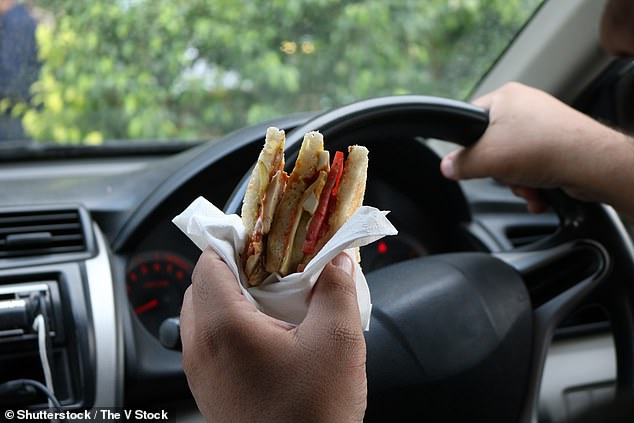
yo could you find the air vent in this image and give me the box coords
[0,209,87,259]
[506,224,557,248]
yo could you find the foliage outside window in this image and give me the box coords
[8,0,542,144]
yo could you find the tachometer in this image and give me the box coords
[127,251,193,338]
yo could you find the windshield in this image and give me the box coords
[1,0,543,146]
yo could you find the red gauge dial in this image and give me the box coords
[127,251,193,338]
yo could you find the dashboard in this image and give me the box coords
[0,100,622,421]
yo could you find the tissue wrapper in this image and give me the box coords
[173,196,397,330]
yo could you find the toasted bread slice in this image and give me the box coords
[328,145,368,231]
[302,145,368,265]
[241,127,285,233]
[266,131,329,275]
[241,127,286,285]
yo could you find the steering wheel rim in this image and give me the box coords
[223,96,634,422]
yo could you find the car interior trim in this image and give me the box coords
[540,332,616,422]
[84,224,121,407]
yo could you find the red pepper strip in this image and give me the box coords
[303,151,344,255]
[315,157,344,241]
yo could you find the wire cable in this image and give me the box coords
[32,314,55,408]
[0,296,62,414]
[0,379,61,409]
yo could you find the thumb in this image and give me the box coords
[440,148,475,180]
[439,90,496,180]
[301,253,362,332]
[440,88,503,180]
[472,91,494,109]
[441,143,495,180]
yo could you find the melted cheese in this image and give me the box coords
[261,170,287,234]
[278,170,327,275]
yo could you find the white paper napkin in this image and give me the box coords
[173,196,397,330]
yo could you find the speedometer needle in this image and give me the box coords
[135,298,159,315]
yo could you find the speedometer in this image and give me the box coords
[127,251,193,338]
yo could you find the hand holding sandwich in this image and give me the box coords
[180,248,367,423]
[180,128,372,421]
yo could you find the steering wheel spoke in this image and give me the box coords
[496,240,610,310]
[496,241,610,423]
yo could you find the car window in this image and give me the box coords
[0,0,543,146]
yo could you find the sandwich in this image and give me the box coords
[241,127,287,285]
[241,127,368,286]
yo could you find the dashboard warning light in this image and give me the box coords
[377,241,388,254]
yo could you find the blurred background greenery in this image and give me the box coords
[13,0,542,144]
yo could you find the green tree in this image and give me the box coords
[21,0,542,144]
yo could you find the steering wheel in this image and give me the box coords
[222,96,634,422]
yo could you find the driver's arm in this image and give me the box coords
[180,248,367,422]
[441,82,634,221]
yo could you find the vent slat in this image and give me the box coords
[0,212,78,226]
[50,234,83,242]
[0,223,81,235]
[0,245,84,258]
[0,234,83,245]
[0,209,87,259]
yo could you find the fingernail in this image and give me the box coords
[441,155,456,179]
[332,253,354,276]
